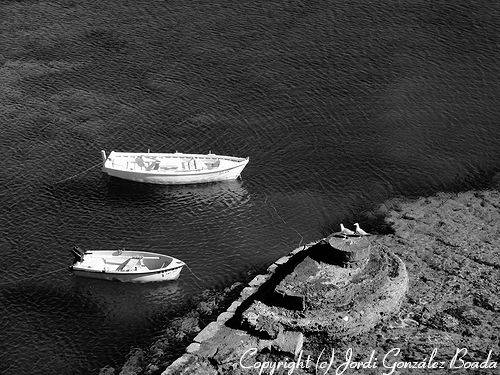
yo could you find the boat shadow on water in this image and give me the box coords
[0,277,183,324]
[48,172,252,212]
[105,177,251,207]
[72,276,183,311]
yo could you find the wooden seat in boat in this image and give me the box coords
[116,258,131,272]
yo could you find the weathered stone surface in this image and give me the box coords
[402,212,418,220]
[248,274,270,287]
[257,339,273,351]
[193,322,220,343]
[241,243,408,338]
[256,320,280,339]
[240,286,257,299]
[276,256,320,293]
[273,256,316,310]
[196,325,247,358]
[272,331,304,358]
[226,301,242,312]
[216,311,234,323]
[242,302,282,339]
[274,256,290,265]
[325,236,371,266]
[289,246,305,255]
[473,291,500,312]
[161,355,217,375]
[161,354,193,375]
[242,311,258,326]
[266,263,278,273]
[186,343,200,354]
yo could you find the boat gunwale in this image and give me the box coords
[108,151,249,163]
[103,158,249,176]
[71,264,184,276]
[72,250,185,275]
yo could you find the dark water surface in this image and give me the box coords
[0,0,498,373]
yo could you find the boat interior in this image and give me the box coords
[112,256,173,271]
[80,253,174,272]
[111,155,222,172]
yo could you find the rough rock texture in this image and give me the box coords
[326,235,372,267]
[241,307,283,339]
[272,331,305,357]
[305,190,500,374]
[161,355,217,375]
[243,246,407,341]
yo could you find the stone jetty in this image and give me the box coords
[102,188,500,375]
[162,234,408,374]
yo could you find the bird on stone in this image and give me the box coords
[354,223,369,236]
[340,223,355,236]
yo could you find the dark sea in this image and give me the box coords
[0,0,498,373]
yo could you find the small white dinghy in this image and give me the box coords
[70,246,185,283]
[101,150,249,185]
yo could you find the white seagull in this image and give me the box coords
[354,223,370,236]
[340,223,355,236]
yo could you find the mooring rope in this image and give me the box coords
[262,192,304,249]
[183,263,205,290]
[54,162,103,184]
[0,266,68,286]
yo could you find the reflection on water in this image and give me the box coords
[72,277,182,319]
[106,177,251,208]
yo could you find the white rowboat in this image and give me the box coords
[101,150,249,185]
[70,247,185,283]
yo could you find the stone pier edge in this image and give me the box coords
[163,240,321,374]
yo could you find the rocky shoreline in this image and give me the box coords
[101,187,499,375]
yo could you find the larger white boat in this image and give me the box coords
[70,247,185,283]
[101,150,249,185]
